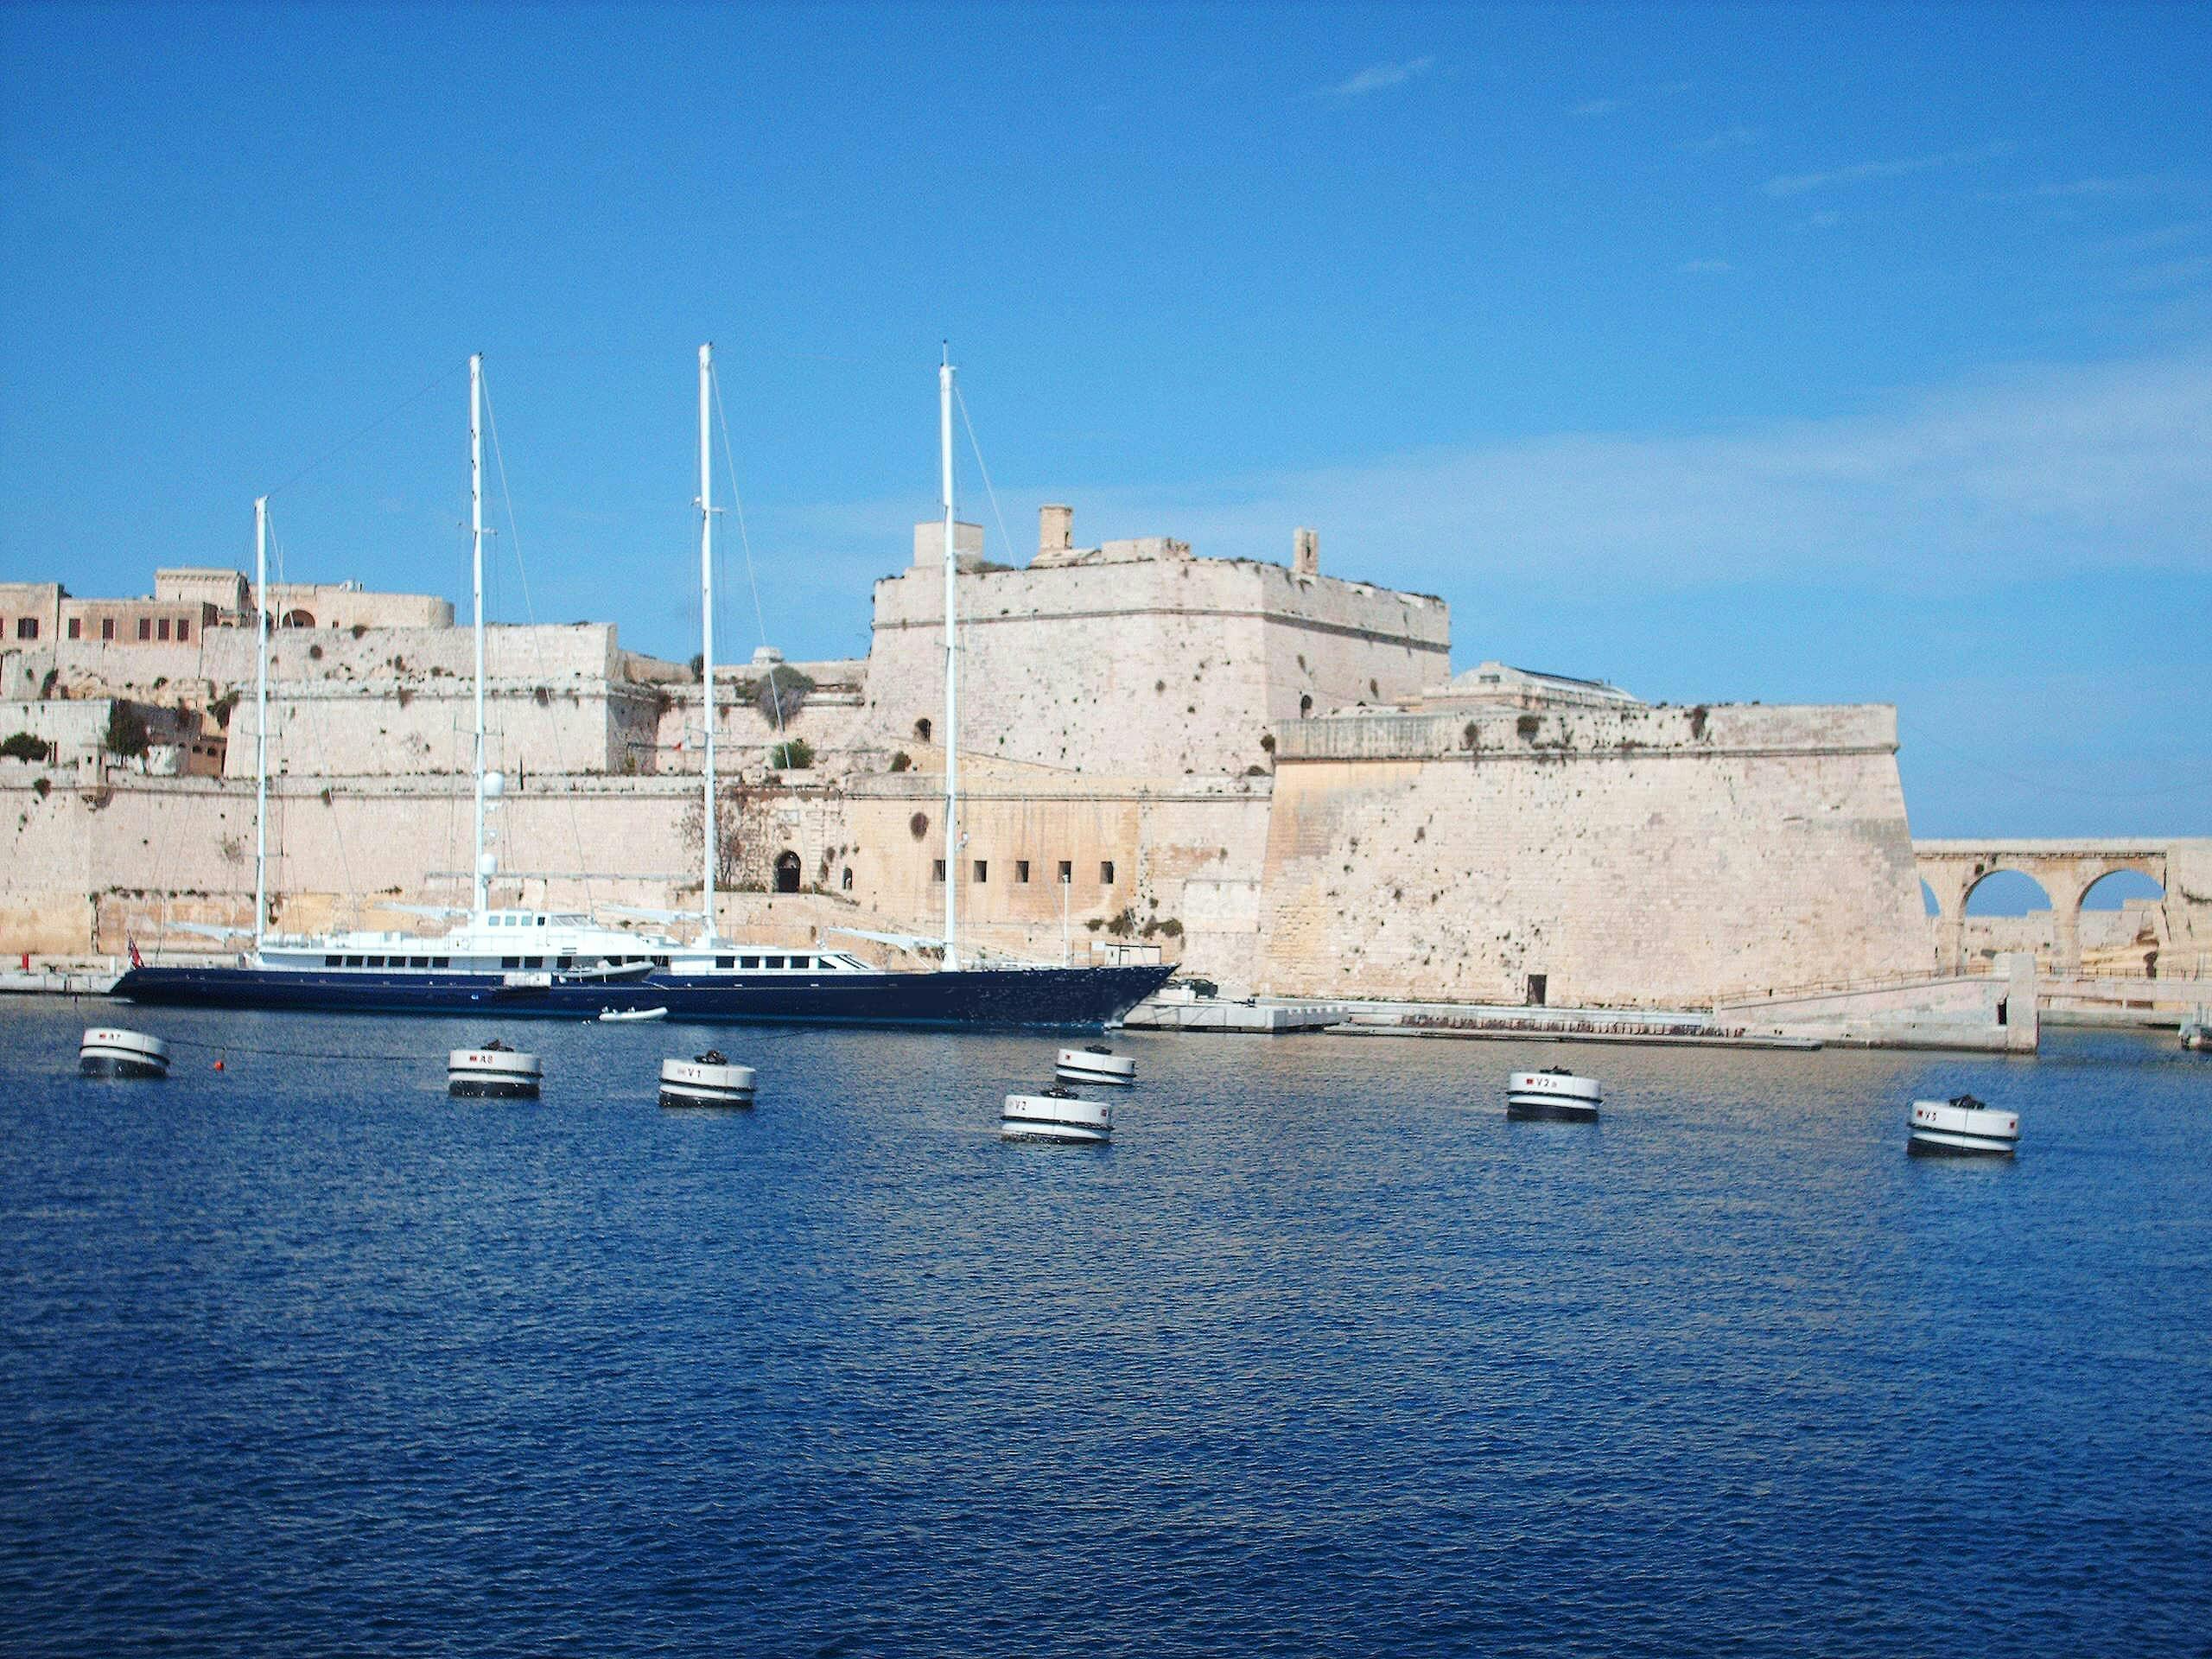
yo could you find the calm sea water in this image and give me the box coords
[1,1001,2207,1656]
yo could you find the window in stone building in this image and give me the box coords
[176,620,190,643]
[914,716,931,742]
[1015,860,1031,884]
[156,619,170,641]
[67,618,81,639]
[841,867,853,891]
[14,618,36,640]
[1526,973,1548,1007]
[101,618,115,640]
[138,618,151,640]
[932,859,946,882]
[1100,860,1116,886]
[973,860,988,884]
[1300,693,1313,716]
[1058,860,1072,883]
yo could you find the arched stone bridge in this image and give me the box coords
[1915,837,2211,978]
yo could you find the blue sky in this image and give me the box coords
[2,2,2207,843]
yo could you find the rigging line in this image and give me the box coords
[710,366,782,728]
[1904,723,2212,801]
[480,372,595,915]
[953,382,1019,589]
[265,359,467,501]
[265,509,358,914]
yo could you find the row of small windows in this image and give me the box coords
[320,952,827,971]
[931,859,1115,885]
[17,616,196,642]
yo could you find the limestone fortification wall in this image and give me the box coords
[0,766,1268,970]
[1255,702,1929,1007]
[865,556,1449,777]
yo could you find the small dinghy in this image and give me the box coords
[79,1027,170,1079]
[1002,1085,1111,1145]
[599,1006,668,1022]
[659,1049,755,1109]
[1506,1067,1602,1121]
[2181,1011,2210,1052]
[1909,1094,2018,1157]
[1056,1043,1135,1087]
[448,1039,543,1099]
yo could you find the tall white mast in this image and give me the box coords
[252,494,269,955]
[698,342,717,944]
[469,353,488,918]
[939,346,960,972]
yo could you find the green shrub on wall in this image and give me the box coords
[103,704,149,759]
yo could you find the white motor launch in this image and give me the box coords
[1002,1088,1112,1145]
[1909,1094,2018,1157]
[1506,1067,1603,1121]
[448,1042,543,1099]
[1056,1045,1136,1087]
[79,1027,170,1079]
[659,1051,756,1109]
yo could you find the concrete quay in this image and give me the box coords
[0,958,122,996]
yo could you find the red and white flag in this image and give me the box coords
[127,938,143,969]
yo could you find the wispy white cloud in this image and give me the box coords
[1572,98,1622,117]
[2098,220,2208,256]
[1326,56,1434,99]
[1687,124,1758,153]
[905,353,2209,598]
[2123,256,2212,292]
[1676,258,1732,275]
[1764,143,2012,197]
[1984,175,2202,202]
[781,353,2212,617]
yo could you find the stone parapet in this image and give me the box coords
[1274,702,1899,763]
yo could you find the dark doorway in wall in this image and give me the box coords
[1526,973,1548,1007]
[774,851,802,893]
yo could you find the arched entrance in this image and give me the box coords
[281,609,315,628]
[2078,869,2167,978]
[1959,868,2054,973]
[773,850,802,893]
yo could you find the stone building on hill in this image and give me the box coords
[6,514,2196,1018]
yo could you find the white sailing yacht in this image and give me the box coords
[115,348,1174,1026]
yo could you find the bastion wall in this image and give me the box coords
[1254,703,1930,1007]
[864,554,1450,778]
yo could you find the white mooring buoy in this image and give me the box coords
[1056,1044,1136,1087]
[1506,1067,1603,1121]
[448,1042,543,1099]
[1908,1095,2018,1157]
[79,1027,170,1079]
[1002,1088,1112,1145]
[658,1051,756,1109]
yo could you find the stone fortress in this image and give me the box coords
[4,509,2206,1038]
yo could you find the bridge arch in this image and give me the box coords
[1915,839,2179,978]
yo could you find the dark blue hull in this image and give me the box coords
[111,963,1177,1031]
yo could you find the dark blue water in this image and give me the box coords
[2,1003,2207,1656]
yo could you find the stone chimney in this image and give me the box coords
[1037,504,1074,564]
[1293,527,1319,576]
